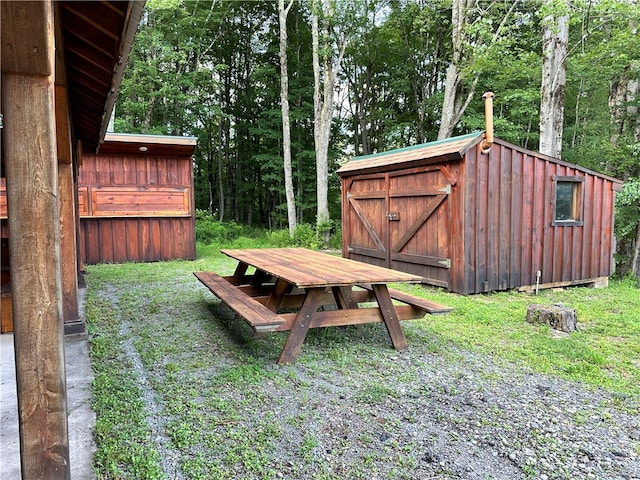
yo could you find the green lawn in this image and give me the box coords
[84,243,640,479]
[396,278,640,398]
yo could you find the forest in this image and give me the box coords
[113,0,640,277]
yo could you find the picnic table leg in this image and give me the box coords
[331,286,359,309]
[265,278,292,312]
[278,288,325,365]
[372,283,408,350]
[233,261,249,276]
[251,268,271,287]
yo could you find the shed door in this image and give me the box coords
[344,173,389,268]
[345,165,454,288]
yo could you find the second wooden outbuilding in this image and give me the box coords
[337,132,623,294]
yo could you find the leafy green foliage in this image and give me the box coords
[195,210,247,244]
[116,0,640,270]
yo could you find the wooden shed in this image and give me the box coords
[337,132,623,294]
[78,133,197,264]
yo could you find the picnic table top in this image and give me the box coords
[221,247,425,289]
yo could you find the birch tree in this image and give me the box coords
[311,0,349,243]
[438,0,521,140]
[539,0,569,158]
[279,0,296,236]
[438,0,474,140]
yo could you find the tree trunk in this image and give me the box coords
[539,6,569,159]
[438,0,517,140]
[311,0,348,244]
[526,304,577,333]
[437,0,470,140]
[279,0,296,237]
[632,221,640,279]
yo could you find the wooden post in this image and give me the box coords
[1,1,71,478]
[56,85,81,333]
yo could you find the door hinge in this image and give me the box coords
[438,259,451,268]
[0,113,3,129]
[438,184,451,194]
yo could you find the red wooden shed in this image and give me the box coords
[337,132,623,294]
[78,133,197,264]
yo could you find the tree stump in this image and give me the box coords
[526,304,577,333]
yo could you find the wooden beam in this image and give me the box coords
[1,1,54,76]
[1,1,71,475]
[55,85,72,164]
[59,161,80,331]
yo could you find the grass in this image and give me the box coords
[396,278,640,398]
[84,240,640,479]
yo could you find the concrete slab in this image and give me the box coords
[0,299,96,479]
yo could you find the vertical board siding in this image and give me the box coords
[81,217,195,264]
[509,150,523,288]
[462,142,619,294]
[448,161,466,294]
[498,145,512,290]
[79,151,195,264]
[474,146,489,291]
[340,136,620,294]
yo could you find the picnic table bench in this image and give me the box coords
[195,248,452,364]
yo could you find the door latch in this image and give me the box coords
[386,211,399,221]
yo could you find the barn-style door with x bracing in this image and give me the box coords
[343,164,455,289]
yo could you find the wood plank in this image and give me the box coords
[77,187,90,216]
[222,248,424,288]
[126,219,141,261]
[332,286,359,309]
[348,196,386,252]
[195,271,284,330]
[99,220,114,263]
[462,148,477,294]
[3,69,71,477]
[82,219,100,264]
[278,288,325,364]
[541,160,553,283]
[88,185,190,217]
[274,305,428,331]
[0,181,7,219]
[391,194,447,254]
[499,145,512,290]
[358,284,453,314]
[510,150,523,288]
[520,155,534,286]
[347,245,386,260]
[265,278,292,312]
[372,284,407,350]
[160,218,173,259]
[475,148,489,292]
[55,85,73,164]
[1,2,54,75]
[150,219,161,261]
[391,251,450,268]
[388,185,451,198]
[486,144,499,290]
[113,219,128,262]
[59,162,80,324]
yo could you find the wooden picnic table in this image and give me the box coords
[195,247,452,364]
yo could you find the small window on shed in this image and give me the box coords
[553,176,584,226]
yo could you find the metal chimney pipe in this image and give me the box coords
[480,91,495,154]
